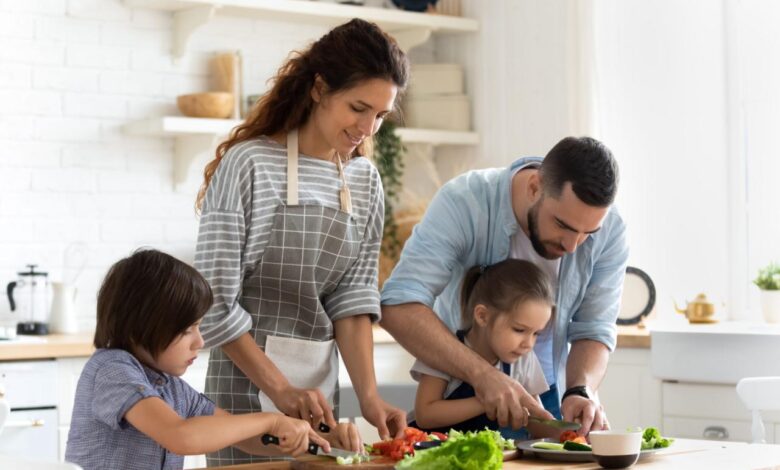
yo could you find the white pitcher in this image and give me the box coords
[50,282,78,334]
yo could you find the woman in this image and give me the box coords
[194,18,410,465]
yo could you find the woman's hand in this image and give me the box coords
[270,384,338,429]
[269,414,331,457]
[322,422,362,453]
[360,395,407,440]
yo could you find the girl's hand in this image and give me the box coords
[270,414,331,457]
[360,395,407,440]
[323,422,362,453]
[271,385,338,430]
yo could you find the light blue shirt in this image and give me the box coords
[65,349,216,470]
[380,157,629,402]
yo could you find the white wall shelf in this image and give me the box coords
[123,0,478,57]
[122,116,478,185]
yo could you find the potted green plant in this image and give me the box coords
[373,121,405,261]
[753,262,780,323]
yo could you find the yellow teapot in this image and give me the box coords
[674,293,718,324]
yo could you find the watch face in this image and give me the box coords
[617,266,655,325]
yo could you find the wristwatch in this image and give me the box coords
[562,385,593,402]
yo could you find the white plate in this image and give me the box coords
[517,438,665,463]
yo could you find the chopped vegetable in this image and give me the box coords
[396,429,503,470]
[335,454,369,465]
[641,427,674,450]
[531,442,565,451]
[367,427,431,461]
[559,430,579,443]
[563,440,592,452]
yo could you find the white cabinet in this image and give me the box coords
[660,381,780,443]
[56,357,89,462]
[598,347,662,432]
[0,360,59,460]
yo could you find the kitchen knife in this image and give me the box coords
[261,434,363,460]
[529,416,581,430]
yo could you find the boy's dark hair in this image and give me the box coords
[540,136,619,207]
[94,249,213,358]
[460,259,554,331]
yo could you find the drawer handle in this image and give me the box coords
[703,425,729,440]
[4,418,45,428]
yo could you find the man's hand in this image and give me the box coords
[561,395,609,435]
[473,366,553,429]
[269,384,338,430]
[360,395,407,440]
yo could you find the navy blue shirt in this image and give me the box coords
[65,349,215,470]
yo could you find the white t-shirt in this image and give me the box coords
[407,342,549,424]
[509,165,561,386]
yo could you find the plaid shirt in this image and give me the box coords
[65,349,215,470]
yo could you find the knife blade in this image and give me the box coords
[309,443,363,460]
[261,434,364,461]
[529,416,581,430]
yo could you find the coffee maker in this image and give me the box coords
[6,265,50,335]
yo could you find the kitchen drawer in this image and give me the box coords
[663,416,761,442]
[663,382,749,421]
[0,408,59,459]
[663,382,780,423]
[0,360,58,408]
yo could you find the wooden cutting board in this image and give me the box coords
[290,449,518,468]
[290,456,396,469]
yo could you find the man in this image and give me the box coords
[380,136,627,435]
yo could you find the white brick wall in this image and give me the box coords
[0,0,330,330]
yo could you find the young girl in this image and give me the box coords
[409,259,554,438]
[194,17,409,466]
[65,249,359,470]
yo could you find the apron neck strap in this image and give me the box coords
[286,130,299,206]
[335,153,352,215]
[286,129,352,214]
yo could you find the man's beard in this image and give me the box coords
[527,202,559,260]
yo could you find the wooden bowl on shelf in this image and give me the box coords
[176,92,234,118]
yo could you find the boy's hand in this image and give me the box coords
[270,414,331,456]
[322,422,362,453]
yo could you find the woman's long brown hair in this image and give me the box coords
[196,18,409,212]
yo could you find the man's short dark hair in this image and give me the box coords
[94,249,213,358]
[539,136,619,207]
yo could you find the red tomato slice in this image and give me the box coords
[431,431,448,441]
[559,430,579,443]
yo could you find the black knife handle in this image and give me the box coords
[263,433,320,456]
[318,422,331,433]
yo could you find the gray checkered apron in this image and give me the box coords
[205,130,360,466]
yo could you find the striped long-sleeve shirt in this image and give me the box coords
[194,136,384,348]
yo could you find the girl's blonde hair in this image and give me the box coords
[459,259,554,331]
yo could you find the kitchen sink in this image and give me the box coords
[650,321,780,383]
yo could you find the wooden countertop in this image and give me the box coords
[0,325,650,361]
[0,332,94,360]
[197,439,780,469]
[616,324,651,348]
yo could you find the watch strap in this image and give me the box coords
[562,385,591,402]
